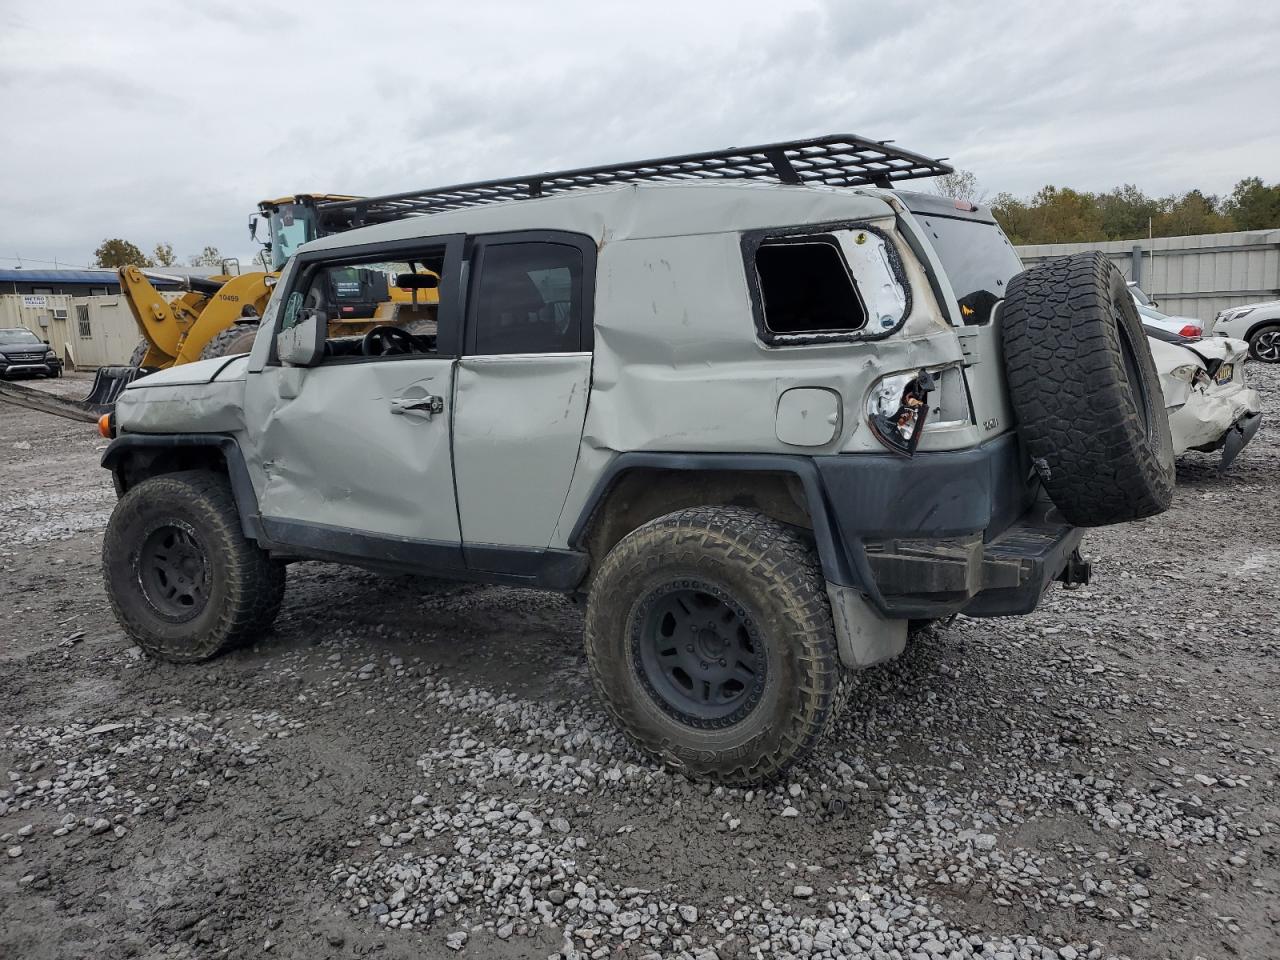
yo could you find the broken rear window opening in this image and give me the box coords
[755,239,867,337]
[920,215,1023,326]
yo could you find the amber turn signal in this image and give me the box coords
[97,413,114,439]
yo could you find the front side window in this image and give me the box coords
[280,244,448,363]
[471,242,584,355]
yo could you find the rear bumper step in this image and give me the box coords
[864,508,1086,618]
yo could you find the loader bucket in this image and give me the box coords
[82,365,145,413]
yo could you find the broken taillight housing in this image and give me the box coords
[1177,323,1202,339]
[868,369,935,457]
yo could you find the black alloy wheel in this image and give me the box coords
[136,521,210,621]
[633,581,767,728]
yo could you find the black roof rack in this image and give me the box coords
[317,134,952,227]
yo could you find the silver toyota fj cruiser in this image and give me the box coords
[100,136,1174,784]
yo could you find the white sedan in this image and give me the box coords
[1128,283,1203,338]
[1147,330,1262,469]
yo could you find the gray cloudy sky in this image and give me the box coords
[1,0,1277,268]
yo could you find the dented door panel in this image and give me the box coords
[247,360,461,543]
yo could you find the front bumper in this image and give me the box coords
[1,360,59,376]
[1219,411,1263,470]
[815,433,1085,619]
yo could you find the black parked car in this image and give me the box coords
[0,327,62,379]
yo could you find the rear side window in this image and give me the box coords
[755,240,866,336]
[744,225,910,345]
[471,242,584,355]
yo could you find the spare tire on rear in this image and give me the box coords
[1001,252,1174,527]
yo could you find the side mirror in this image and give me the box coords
[248,216,260,242]
[275,292,324,366]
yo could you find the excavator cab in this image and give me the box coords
[254,194,358,271]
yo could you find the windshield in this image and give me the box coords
[268,203,319,271]
[0,327,41,345]
[916,215,1024,325]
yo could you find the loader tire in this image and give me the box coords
[103,470,285,663]
[584,505,845,786]
[198,324,260,361]
[1002,252,1174,527]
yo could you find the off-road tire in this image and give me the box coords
[584,505,844,785]
[1002,252,1174,526]
[103,471,285,662]
[1247,323,1280,363]
[198,323,260,361]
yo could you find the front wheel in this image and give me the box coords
[584,506,844,785]
[103,471,285,662]
[1248,324,1280,363]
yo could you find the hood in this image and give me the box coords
[125,355,250,389]
[1226,299,1280,313]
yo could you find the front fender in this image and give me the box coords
[101,433,262,540]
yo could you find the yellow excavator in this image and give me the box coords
[83,193,434,409]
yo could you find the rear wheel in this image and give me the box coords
[584,506,843,785]
[103,471,285,662]
[1248,324,1280,363]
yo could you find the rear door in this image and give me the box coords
[451,232,594,565]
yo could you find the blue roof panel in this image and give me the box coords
[0,269,120,283]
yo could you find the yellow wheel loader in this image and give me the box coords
[82,194,437,410]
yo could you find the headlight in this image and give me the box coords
[1168,363,1209,387]
[1222,307,1254,323]
[45,350,56,359]
[867,369,935,457]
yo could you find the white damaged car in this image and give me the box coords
[1146,329,1262,469]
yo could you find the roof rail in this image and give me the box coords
[317,134,952,226]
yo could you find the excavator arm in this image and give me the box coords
[116,266,207,367]
[115,266,274,365]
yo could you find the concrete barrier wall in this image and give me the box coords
[1016,229,1280,323]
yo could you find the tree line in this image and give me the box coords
[93,239,224,269]
[934,172,1280,245]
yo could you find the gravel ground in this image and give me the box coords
[1,368,1277,960]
